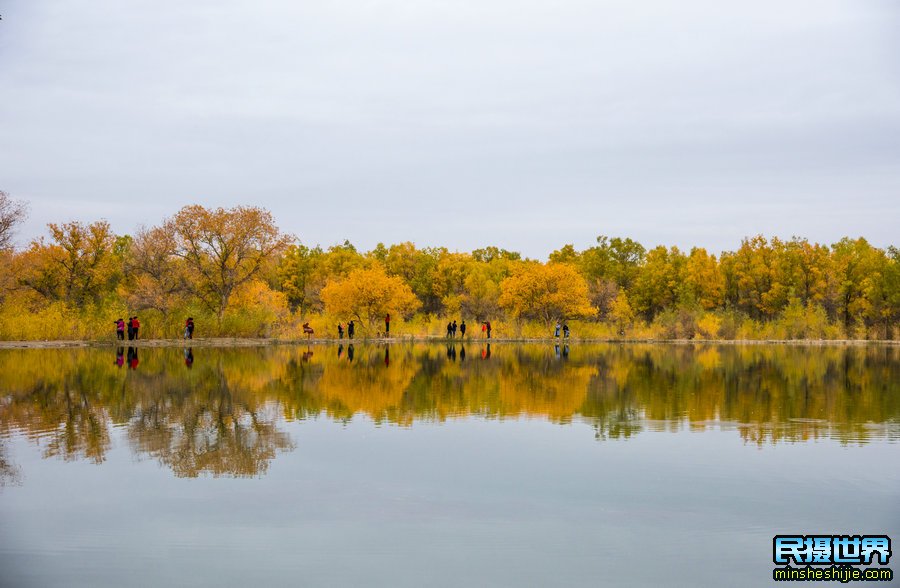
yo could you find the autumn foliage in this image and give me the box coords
[320,266,420,332]
[0,198,897,340]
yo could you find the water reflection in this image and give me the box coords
[0,344,897,478]
[127,346,139,370]
[0,438,21,486]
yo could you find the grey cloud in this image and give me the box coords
[1,0,898,257]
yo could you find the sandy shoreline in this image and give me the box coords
[0,337,897,349]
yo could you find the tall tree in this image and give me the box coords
[125,224,187,316]
[683,247,724,310]
[830,237,882,329]
[721,235,775,319]
[170,205,291,323]
[782,238,830,308]
[18,220,119,305]
[278,243,324,315]
[631,246,687,319]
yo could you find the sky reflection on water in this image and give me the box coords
[0,343,898,587]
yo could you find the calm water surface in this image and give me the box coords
[0,343,898,587]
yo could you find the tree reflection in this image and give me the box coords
[0,438,22,486]
[0,343,897,478]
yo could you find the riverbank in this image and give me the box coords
[0,337,898,349]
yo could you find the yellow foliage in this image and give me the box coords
[609,288,634,334]
[499,263,595,326]
[321,265,421,333]
[696,313,722,340]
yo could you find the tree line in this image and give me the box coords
[0,193,897,340]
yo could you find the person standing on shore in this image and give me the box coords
[385,313,390,336]
[555,321,561,338]
[184,317,194,340]
[484,321,492,339]
[337,323,344,339]
[115,318,125,341]
[348,320,355,339]
[460,320,466,338]
[127,317,135,341]
[132,316,140,340]
[563,323,569,339]
[452,320,458,338]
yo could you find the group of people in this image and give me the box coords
[115,316,197,340]
[115,316,141,340]
[445,320,466,338]
[448,320,493,338]
[337,320,356,339]
[116,314,571,342]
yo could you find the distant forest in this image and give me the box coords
[0,192,897,340]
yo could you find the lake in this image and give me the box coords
[0,343,898,587]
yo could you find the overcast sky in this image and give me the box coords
[1,0,898,258]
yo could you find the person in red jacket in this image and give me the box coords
[131,316,140,340]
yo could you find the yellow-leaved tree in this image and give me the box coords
[19,220,120,305]
[499,263,595,328]
[169,205,292,325]
[320,266,420,333]
[609,288,635,335]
